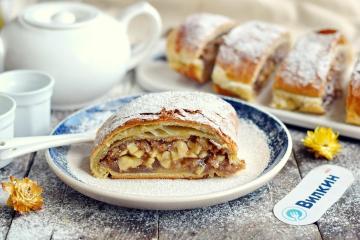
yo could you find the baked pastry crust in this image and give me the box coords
[166,13,234,83]
[346,57,360,125]
[90,92,245,179]
[212,21,290,101]
[272,29,352,114]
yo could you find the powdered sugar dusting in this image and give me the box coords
[279,30,341,88]
[350,57,360,97]
[95,92,240,147]
[67,119,270,197]
[179,13,232,52]
[218,21,288,64]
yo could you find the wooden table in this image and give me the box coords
[0,72,359,240]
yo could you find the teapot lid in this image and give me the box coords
[19,2,99,29]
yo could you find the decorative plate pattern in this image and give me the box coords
[46,95,292,210]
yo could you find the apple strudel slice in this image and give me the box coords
[272,29,352,114]
[346,57,360,125]
[212,21,291,101]
[90,92,245,179]
[166,13,234,83]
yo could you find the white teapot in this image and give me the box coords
[0,1,161,109]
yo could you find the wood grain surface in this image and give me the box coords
[0,73,358,240]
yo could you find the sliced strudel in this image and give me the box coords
[272,29,351,114]
[90,92,245,179]
[166,13,234,83]
[346,57,360,125]
[212,21,291,101]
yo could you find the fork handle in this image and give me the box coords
[0,132,96,160]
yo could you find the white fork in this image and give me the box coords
[0,131,96,160]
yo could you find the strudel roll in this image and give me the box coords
[346,57,360,125]
[272,29,351,114]
[166,13,234,83]
[90,92,245,179]
[212,21,291,101]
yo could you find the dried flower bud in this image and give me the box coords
[2,176,44,214]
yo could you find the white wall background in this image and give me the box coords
[2,0,360,47]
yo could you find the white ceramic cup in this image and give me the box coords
[0,70,54,137]
[0,94,16,167]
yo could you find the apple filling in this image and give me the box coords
[322,49,346,108]
[254,42,289,92]
[200,35,226,82]
[99,135,243,178]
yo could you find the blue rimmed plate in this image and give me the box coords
[45,95,292,210]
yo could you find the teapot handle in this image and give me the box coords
[118,2,162,70]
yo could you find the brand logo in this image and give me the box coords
[282,207,307,222]
[295,174,339,209]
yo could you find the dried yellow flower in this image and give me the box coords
[302,127,341,160]
[2,176,44,214]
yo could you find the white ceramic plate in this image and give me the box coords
[45,95,292,210]
[137,40,360,140]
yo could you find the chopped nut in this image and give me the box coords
[215,155,225,162]
[187,153,198,158]
[170,151,180,161]
[118,150,128,157]
[127,143,138,154]
[175,141,188,157]
[158,151,171,168]
[144,157,156,168]
[195,165,205,175]
[118,156,142,171]
[156,152,163,161]
[191,144,202,155]
[101,136,241,176]
[199,151,208,158]
[210,155,225,169]
[137,140,151,152]
[132,150,144,158]
[150,150,158,158]
[162,151,171,161]
[198,138,207,146]
[187,141,196,149]
[160,159,171,169]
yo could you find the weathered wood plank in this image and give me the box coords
[5,152,158,240]
[158,150,322,240]
[6,155,158,240]
[291,128,360,240]
[228,151,322,240]
[159,203,235,240]
[5,71,360,239]
[6,73,159,239]
[0,154,35,240]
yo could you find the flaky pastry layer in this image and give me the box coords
[91,121,243,179]
[346,58,360,125]
[90,92,245,179]
[166,13,234,83]
[271,89,325,114]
